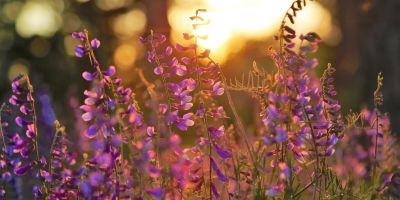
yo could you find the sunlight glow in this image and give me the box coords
[112,8,147,39]
[168,0,338,63]
[8,60,29,81]
[114,43,138,71]
[16,1,62,38]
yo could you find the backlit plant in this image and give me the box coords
[0,0,399,199]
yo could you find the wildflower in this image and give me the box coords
[175,113,194,131]
[265,184,284,196]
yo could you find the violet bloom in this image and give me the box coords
[175,113,194,131]
[210,157,228,182]
[213,143,231,159]
[265,184,284,197]
[208,125,224,138]
[211,81,224,96]
[147,187,163,199]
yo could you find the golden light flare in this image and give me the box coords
[113,43,138,71]
[95,0,132,11]
[112,8,147,39]
[15,1,62,38]
[168,0,340,63]
[2,1,23,23]
[8,60,29,81]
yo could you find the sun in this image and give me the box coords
[168,0,338,63]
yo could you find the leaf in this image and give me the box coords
[296,0,302,10]
[283,35,292,43]
[196,9,207,15]
[287,14,294,24]
[284,26,295,35]
[183,33,194,40]
[197,35,208,40]
[210,157,228,182]
[285,47,296,55]
[198,49,210,58]
[285,33,296,39]
[175,44,195,51]
[192,20,210,30]
[214,143,232,159]
[189,15,204,21]
[211,182,220,199]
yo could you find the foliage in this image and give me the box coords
[0,1,399,199]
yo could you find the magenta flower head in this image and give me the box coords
[265,184,284,197]
[211,81,224,96]
[146,187,163,199]
[72,31,86,40]
[90,38,101,49]
[213,143,231,159]
[74,45,85,58]
[175,113,194,131]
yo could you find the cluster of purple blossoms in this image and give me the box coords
[139,9,234,198]
[140,32,195,132]
[8,75,37,163]
[258,19,344,195]
[1,1,399,199]
[334,109,392,180]
[2,75,47,198]
[72,30,159,199]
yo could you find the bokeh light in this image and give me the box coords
[16,1,62,38]
[169,0,340,63]
[112,8,147,39]
[0,30,14,51]
[95,0,132,11]
[2,1,23,23]
[62,13,82,33]
[113,43,138,71]
[8,60,29,81]
[29,37,51,58]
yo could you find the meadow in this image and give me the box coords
[0,0,399,199]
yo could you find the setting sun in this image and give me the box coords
[168,0,338,63]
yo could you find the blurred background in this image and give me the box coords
[0,0,399,133]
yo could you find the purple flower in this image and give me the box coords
[147,126,156,137]
[213,143,231,159]
[154,65,163,75]
[275,127,288,143]
[196,103,205,118]
[158,104,168,114]
[208,125,225,138]
[84,125,98,138]
[71,31,86,40]
[198,137,209,146]
[88,171,104,186]
[147,187,163,199]
[1,172,12,182]
[265,184,283,197]
[175,113,194,131]
[146,165,161,178]
[211,182,220,199]
[90,38,101,49]
[74,45,85,58]
[165,46,173,56]
[210,157,228,182]
[103,65,116,76]
[173,63,187,76]
[278,162,290,180]
[96,153,112,169]
[165,110,178,125]
[33,185,42,198]
[211,81,224,96]
[80,181,92,198]
[14,161,34,175]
